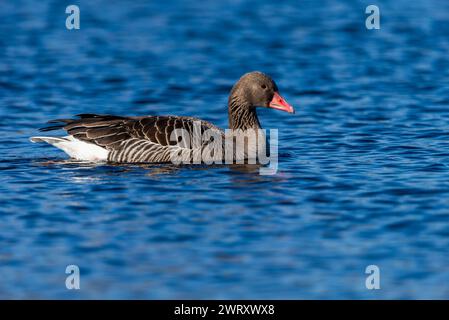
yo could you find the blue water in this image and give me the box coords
[1,0,449,299]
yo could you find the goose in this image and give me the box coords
[30,71,294,164]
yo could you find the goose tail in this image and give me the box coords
[30,136,109,161]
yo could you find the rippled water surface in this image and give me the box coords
[1,0,449,299]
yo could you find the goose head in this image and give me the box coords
[229,71,294,114]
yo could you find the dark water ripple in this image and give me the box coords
[1,0,449,298]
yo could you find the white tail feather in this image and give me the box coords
[30,136,109,161]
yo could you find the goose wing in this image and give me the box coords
[41,114,224,163]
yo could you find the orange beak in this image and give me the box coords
[269,92,295,114]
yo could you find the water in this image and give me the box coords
[1,0,449,299]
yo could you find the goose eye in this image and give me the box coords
[261,84,267,90]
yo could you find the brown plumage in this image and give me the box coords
[31,71,294,163]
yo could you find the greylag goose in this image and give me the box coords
[30,71,294,163]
